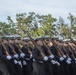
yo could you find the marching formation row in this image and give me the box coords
[0,35,76,75]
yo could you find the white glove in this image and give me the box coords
[67,58,72,61]
[30,54,32,59]
[59,57,64,61]
[75,58,76,61]
[18,61,21,65]
[14,54,18,58]
[23,61,27,65]
[20,53,25,58]
[14,60,18,64]
[43,56,48,61]
[66,60,71,64]
[63,55,66,58]
[51,60,56,65]
[49,54,54,59]
[55,61,60,66]
[6,55,12,60]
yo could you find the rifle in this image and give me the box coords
[57,44,65,57]
[14,42,22,54]
[68,43,76,55]
[8,42,17,55]
[61,44,70,58]
[28,41,34,50]
[34,30,53,57]
[27,33,45,58]
[67,43,75,59]
[42,41,53,55]
[20,41,32,54]
[0,40,10,56]
[51,40,62,58]
[71,39,76,45]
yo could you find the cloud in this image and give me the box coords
[0,0,76,22]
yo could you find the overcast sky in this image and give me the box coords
[0,0,76,23]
